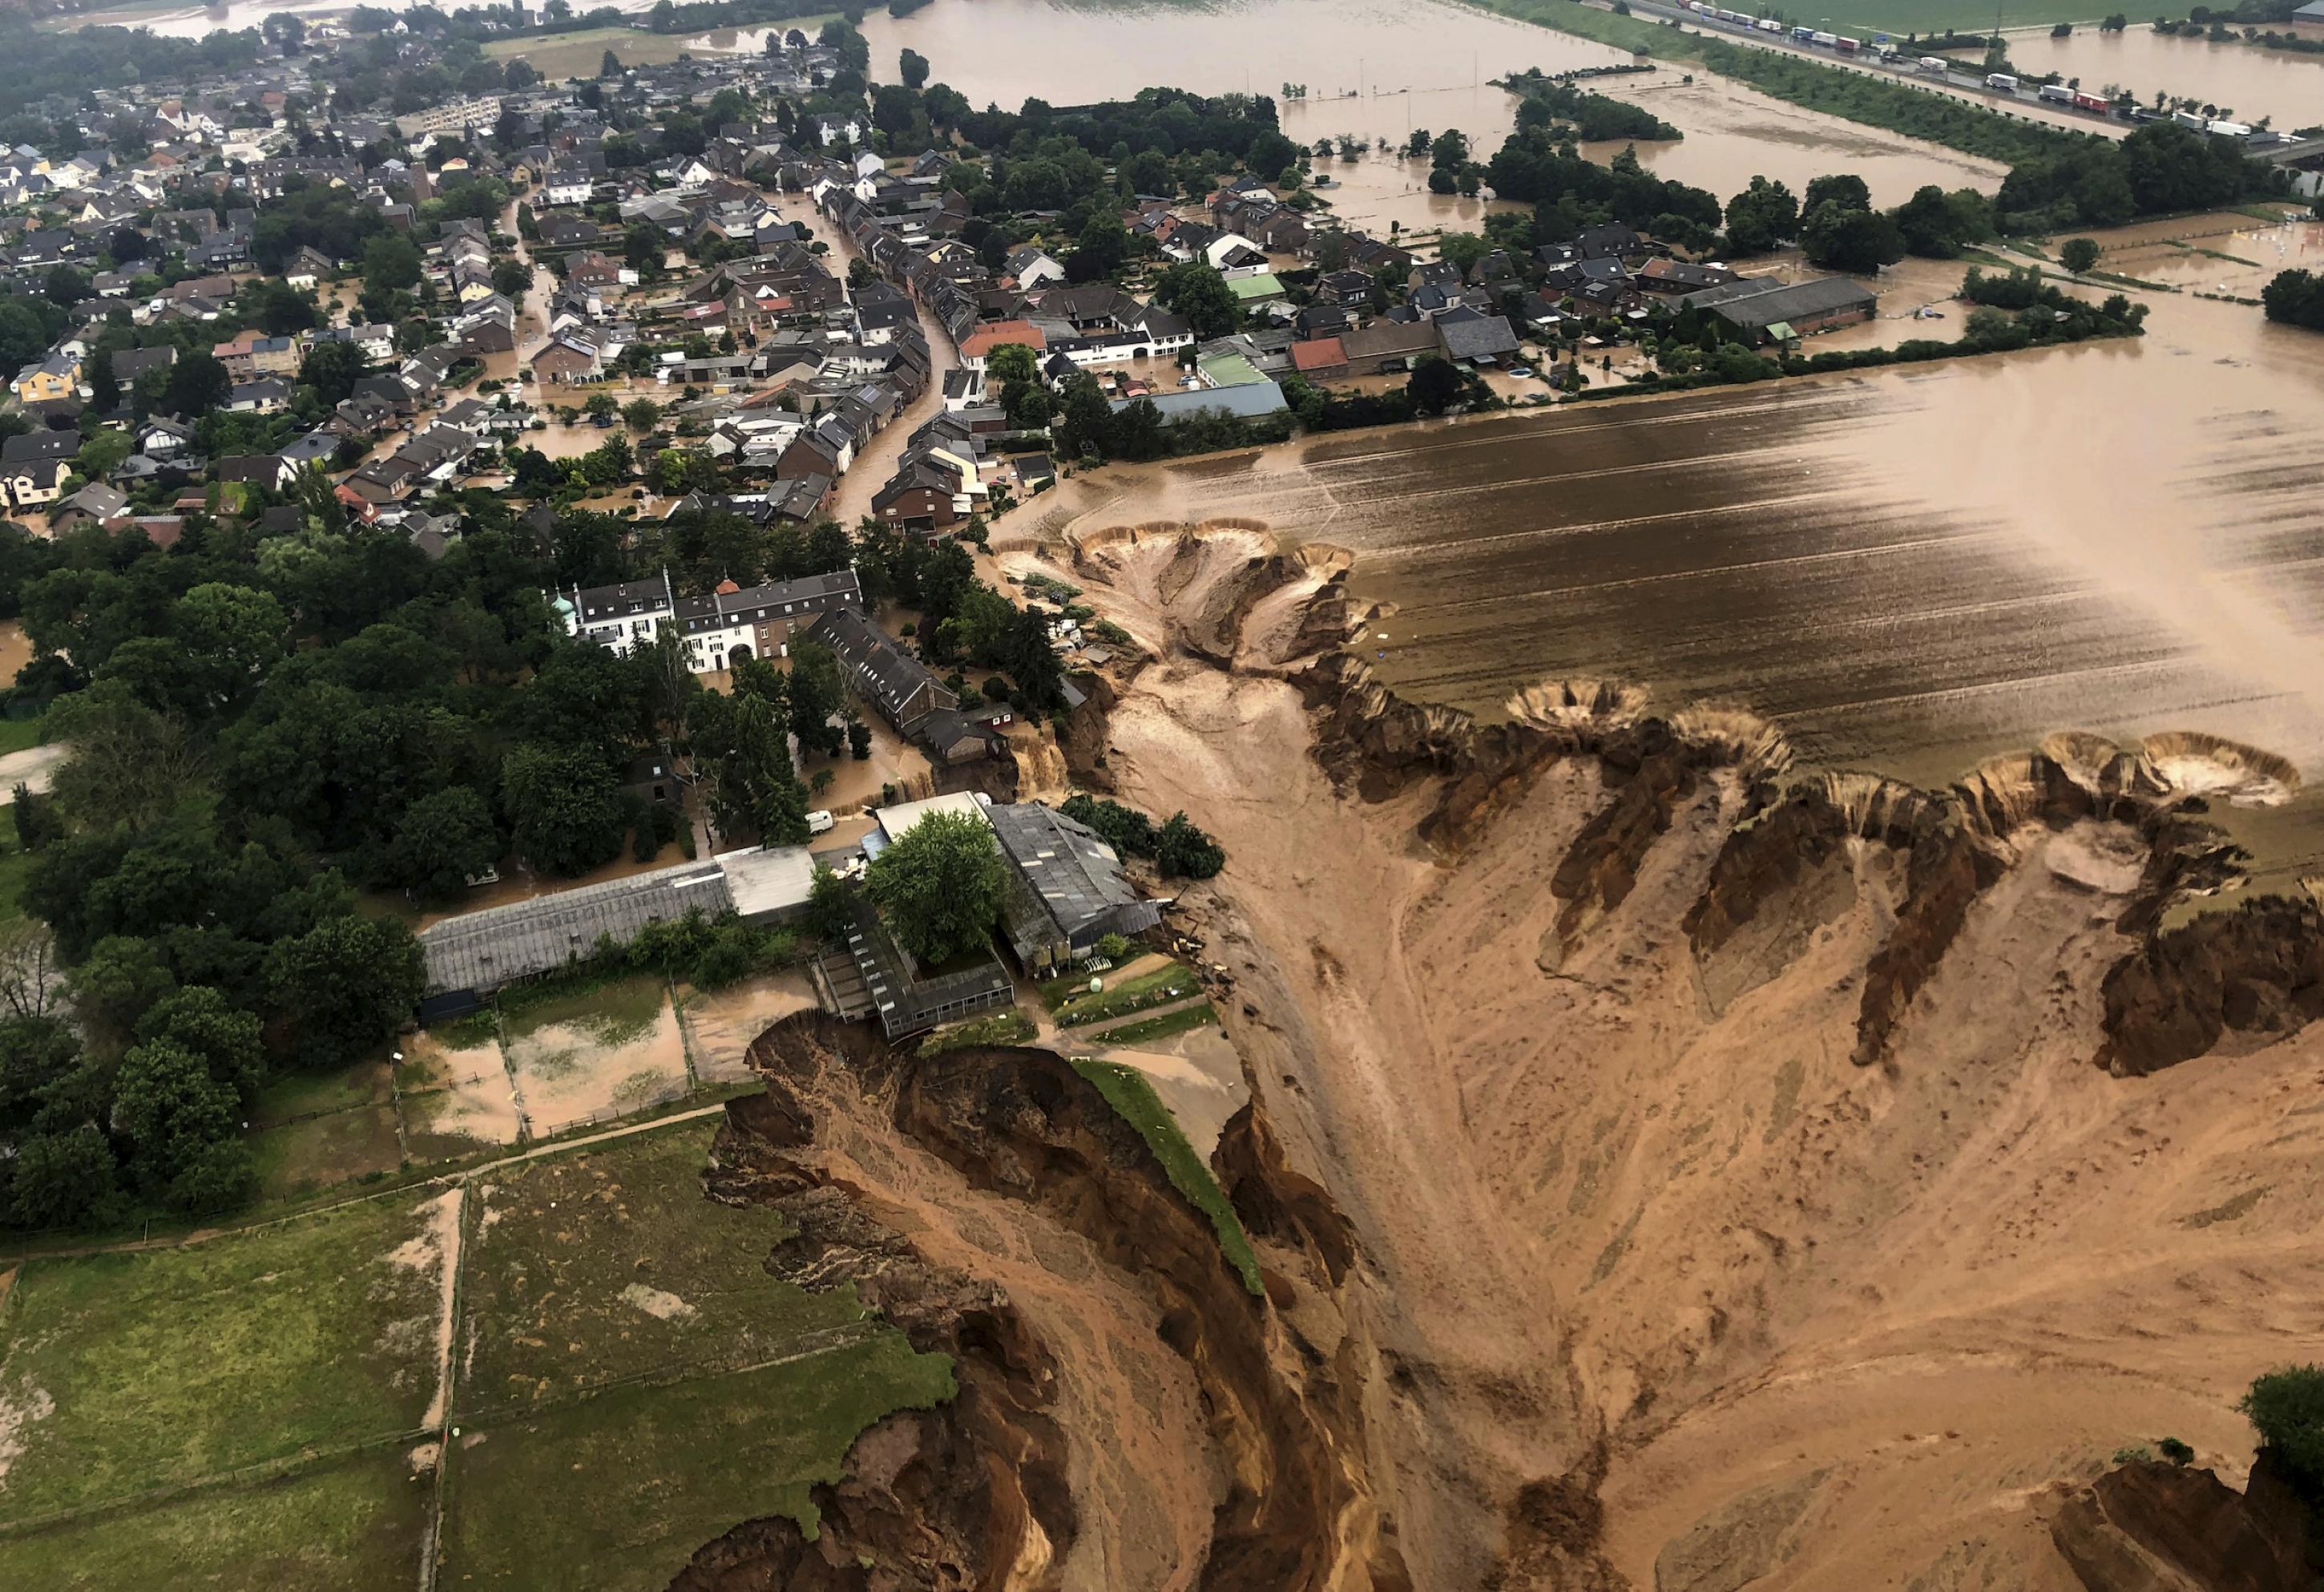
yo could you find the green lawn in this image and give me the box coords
[1070,1060,1263,1297]
[0,716,42,758]
[0,1452,427,1592]
[498,971,665,1048]
[482,26,699,80]
[0,1191,449,1523]
[457,1122,882,1412]
[1050,961,1203,1028]
[918,1008,1038,1057]
[1090,1003,1219,1047]
[439,1343,954,1592]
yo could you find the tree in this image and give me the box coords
[601,48,623,77]
[1723,176,1799,254]
[74,428,131,484]
[393,786,502,900]
[1406,355,1463,415]
[583,392,619,422]
[985,342,1039,386]
[1154,261,1239,339]
[9,1123,115,1229]
[1053,373,1112,460]
[623,398,662,431]
[848,720,873,759]
[300,339,373,406]
[805,864,853,940]
[138,985,262,1102]
[786,640,846,757]
[1156,811,1225,879]
[1066,214,1129,285]
[111,1038,244,1205]
[1802,173,1871,216]
[1800,204,1905,274]
[264,915,424,1072]
[362,231,422,294]
[863,809,1006,965]
[898,46,930,89]
[161,351,232,418]
[2262,269,2324,332]
[2241,1366,2324,1493]
[502,742,626,875]
[2060,236,2101,275]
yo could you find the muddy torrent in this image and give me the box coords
[1025,519,2324,1591]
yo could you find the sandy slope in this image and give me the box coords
[1042,523,2324,1590]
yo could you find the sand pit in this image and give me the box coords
[396,1026,521,1159]
[676,971,819,1083]
[502,977,691,1136]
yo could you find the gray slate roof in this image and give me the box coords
[1682,275,1875,331]
[989,802,1164,960]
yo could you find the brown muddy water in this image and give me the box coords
[1023,257,2324,901]
[1983,25,2324,131]
[863,0,2009,206]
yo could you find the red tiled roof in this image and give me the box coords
[959,321,1047,359]
[1290,337,1347,372]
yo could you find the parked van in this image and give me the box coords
[806,809,835,834]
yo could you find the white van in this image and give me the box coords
[805,810,834,834]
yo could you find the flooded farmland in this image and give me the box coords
[1017,237,2324,898]
[1984,24,2324,131]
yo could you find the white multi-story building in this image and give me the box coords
[558,566,864,673]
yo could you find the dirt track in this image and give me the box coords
[1031,519,2324,1589]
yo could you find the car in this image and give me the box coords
[1509,365,1535,378]
[805,809,835,834]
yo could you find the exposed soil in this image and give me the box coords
[670,1016,1382,1591]
[995,519,2324,1590]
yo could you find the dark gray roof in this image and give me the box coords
[809,606,948,725]
[989,802,1164,960]
[1683,275,1876,331]
[418,859,735,996]
[1435,311,1520,362]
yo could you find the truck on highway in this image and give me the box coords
[2207,119,2252,137]
[1919,55,1949,72]
[2171,107,2208,127]
[1834,34,1860,51]
[1810,29,1837,44]
[1791,24,1815,39]
[2037,82,2073,103]
[1985,71,2019,91]
[2071,89,2112,111]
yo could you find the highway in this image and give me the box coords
[1607,0,2135,142]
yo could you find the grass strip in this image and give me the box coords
[1090,1004,1220,1047]
[918,1008,1038,1057]
[1069,1058,1263,1297]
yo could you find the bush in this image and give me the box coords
[1095,931,1131,962]
[2241,1366,2324,1493]
[1156,811,1225,879]
[2157,1436,2195,1465]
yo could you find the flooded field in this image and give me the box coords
[1015,221,2324,899]
[1986,24,2324,131]
[502,975,692,1135]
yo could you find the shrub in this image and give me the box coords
[2157,1436,2195,1465]
[2241,1365,2324,1492]
[1095,931,1131,962]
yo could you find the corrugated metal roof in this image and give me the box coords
[418,861,734,996]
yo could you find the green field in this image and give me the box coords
[0,1190,447,1524]
[1070,1059,1263,1297]
[440,1344,952,1592]
[482,26,700,81]
[1090,1002,1220,1046]
[918,1008,1039,1057]
[458,1124,878,1408]
[0,1121,954,1590]
[1048,960,1203,1028]
[0,717,42,758]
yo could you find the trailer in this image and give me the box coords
[2207,119,2252,137]
[1834,35,1859,51]
[2037,83,2073,103]
[2071,90,2112,111]
[1919,55,1950,73]
[1985,72,2019,91]
[1757,16,1783,30]
[1810,29,1837,44]
[1791,24,1815,39]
